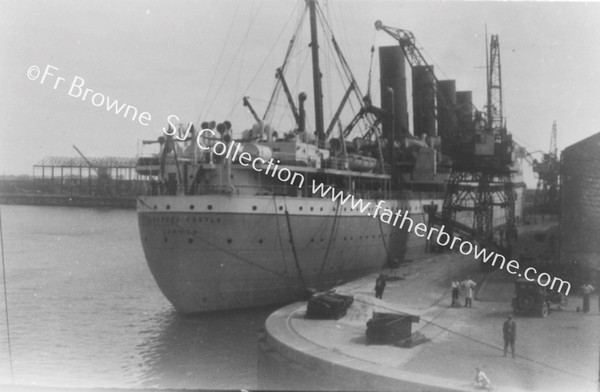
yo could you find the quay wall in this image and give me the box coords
[0,193,135,209]
[258,304,459,392]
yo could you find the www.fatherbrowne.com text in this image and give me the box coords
[185,129,572,295]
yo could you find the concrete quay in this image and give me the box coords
[259,222,599,391]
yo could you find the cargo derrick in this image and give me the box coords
[375,22,517,256]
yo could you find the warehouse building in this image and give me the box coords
[560,132,600,277]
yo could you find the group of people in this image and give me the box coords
[368,268,599,391]
[451,276,477,308]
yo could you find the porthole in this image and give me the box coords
[320,207,323,211]
[279,206,283,211]
[227,238,232,244]
[299,206,303,211]
[188,238,193,244]
[252,206,257,211]
[310,207,314,211]
[153,205,157,210]
[189,205,195,210]
[258,239,263,244]
[207,205,213,210]
[166,205,171,210]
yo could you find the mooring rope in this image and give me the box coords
[283,198,306,288]
[0,206,14,382]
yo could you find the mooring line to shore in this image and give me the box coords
[0,206,14,382]
[350,294,595,383]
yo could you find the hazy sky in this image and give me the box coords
[1,0,599,177]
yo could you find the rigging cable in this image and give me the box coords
[272,196,289,274]
[0,206,14,382]
[283,198,306,288]
[262,2,308,123]
[316,6,378,139]
[317,198,341,282]
[203,0,265,118]
[197,0,242,124]
[376,203,391,261]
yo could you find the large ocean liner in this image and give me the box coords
[136,1,524,313]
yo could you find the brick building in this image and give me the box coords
[560,132,600,274]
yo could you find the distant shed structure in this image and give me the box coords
[560,132,600,274]
[33,156,143,196]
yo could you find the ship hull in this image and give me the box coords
[137,194,437,313]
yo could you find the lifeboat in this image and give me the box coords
[347,154,377,172]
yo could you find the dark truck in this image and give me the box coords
[512,278,567,317]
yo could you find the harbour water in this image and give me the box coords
[0,205,273,389]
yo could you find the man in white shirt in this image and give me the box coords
[462,276,477,308]
[474,367,492,390]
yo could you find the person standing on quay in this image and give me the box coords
[451,277,460,307]
[581,282,595,313]
[375,274,386,299]
[462,276,477,308]
[503,314,516,358]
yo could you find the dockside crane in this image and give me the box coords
[73,145,111,196]
[376,21,517,255]
[532,121,560,215]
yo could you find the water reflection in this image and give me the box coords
[135,306,276,390]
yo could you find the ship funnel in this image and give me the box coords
[412,65,436,138]
[456,91,474,130]
[437,80,457,154]
[379,45,408,141]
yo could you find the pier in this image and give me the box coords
[259,219,599,391]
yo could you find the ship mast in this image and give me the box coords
[307,0,325,144]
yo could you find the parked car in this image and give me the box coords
[512,278,567,317]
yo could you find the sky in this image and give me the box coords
[1,0,599,183]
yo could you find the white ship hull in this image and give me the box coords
[137,194,441,313]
